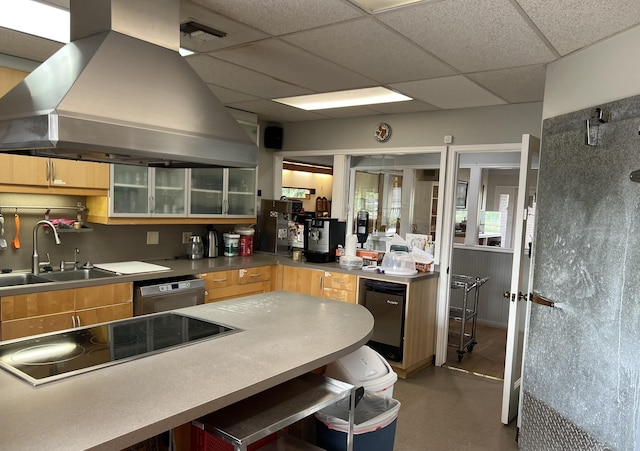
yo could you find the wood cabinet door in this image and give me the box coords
[74,283,133,310]
[75,303,132,327]
[1,289,75,321]
[1,312,74,341]
[0,154,49,187]
[51,160,110,189]
[281,267,323,297]
[322,272,357,291]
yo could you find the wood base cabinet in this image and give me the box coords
[199,266,273,303]
[0,282,133,341]
[276,266,357,303]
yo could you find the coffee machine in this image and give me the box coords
[303,218,346,263]
[258,199,303,254]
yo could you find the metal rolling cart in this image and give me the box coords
[448,274,489,362]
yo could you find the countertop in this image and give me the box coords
[0,253,438,296]
[0,291,374,450]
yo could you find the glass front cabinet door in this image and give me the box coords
[188,167,256,217]
[226,168,256,216]
[110,165,150,216]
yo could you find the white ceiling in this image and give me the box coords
[1,0,639,124]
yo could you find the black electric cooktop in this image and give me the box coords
[0,312,238,386]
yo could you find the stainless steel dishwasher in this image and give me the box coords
[133,276,205,316]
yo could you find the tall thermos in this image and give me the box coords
[204,226,220,258]
[356,211,369,247]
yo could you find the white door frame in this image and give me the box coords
[434,142,525,367]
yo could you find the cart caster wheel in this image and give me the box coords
[457,352,464,362]
[467,343,476,353]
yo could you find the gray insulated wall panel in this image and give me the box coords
[521,95,640,450]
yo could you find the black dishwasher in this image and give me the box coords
[363,279,406,362]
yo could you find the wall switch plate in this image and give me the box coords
[182,232,192,244]
[147,231,159,245]
[444,135,453,144]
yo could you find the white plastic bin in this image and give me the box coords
[324,345,398,397]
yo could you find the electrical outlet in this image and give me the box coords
[146,231,159,245]
[444,135,453,144]
[182,232,192,244]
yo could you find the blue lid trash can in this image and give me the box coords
[315,392,401,451]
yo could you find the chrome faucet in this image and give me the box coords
[32,220,61,275]
[60,248,80,271]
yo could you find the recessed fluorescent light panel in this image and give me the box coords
[350,0,427,13]
[274,87,412,111]
[0,0,194,56]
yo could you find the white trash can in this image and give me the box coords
[324,345,398,397]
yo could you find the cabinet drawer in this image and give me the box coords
[2,312,74,341]
[322,272,356,291]
[238,266,271,285]
[76,303,132,327]
[75,282,132,310]
[1,290,75,321]
[199,270,238,289]
[323,288,357,304]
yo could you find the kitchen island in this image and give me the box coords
[0,291,374,450]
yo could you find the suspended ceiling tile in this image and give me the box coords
[0,28,62,63]
[310,105,383,119]
[377,0,557,73]
[207,84,259,104]
[390,75,507,109]
[282,17,455,84]
[210,39,377,92]
[467,65,547,103]
[517,0,640,55]
[190,0,364,35]
[228,99,328,123]
[367,99,440,114]
[187,54,312,98]
[180,2,268,53]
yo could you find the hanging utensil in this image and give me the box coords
[12,213,20,249]
[0,214,6,250]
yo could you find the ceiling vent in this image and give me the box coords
[180,21,227,40]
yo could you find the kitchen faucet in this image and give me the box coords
[60,248,80,271]
[32,220,61,275]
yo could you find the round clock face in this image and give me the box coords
[374,123,392,142]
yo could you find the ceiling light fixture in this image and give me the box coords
[274,87,412,111]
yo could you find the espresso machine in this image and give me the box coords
[303,218,346,263]
[258,199,302,254]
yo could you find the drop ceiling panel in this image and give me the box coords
[377,0,557,73]
[187,54,312,98]
[207,85,259,104]
[467,65,546,103]
[391,75,507,109]
[0,28,62,63]
[180,1,269,53]
[283,17,456,84]
[190,0,364,35]
[367,99,440,114]
[228,99,327,122]
[516,0,640,55]
[211,39,377,92]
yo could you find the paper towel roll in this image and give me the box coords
[345,234,357,256]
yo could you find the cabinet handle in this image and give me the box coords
[51,161,56,182]
[320,276,323,290]
[334,279,347,284]
[72,315,76,328]
[46,160,51,182]
[250,273,261,278]
[76,315,81,327]
[150,196,155,213]
[213,277,228,282]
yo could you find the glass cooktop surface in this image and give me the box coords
[0,312,237,386]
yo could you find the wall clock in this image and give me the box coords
[374,123,392,143]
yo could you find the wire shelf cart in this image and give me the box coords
[448,274,490,362]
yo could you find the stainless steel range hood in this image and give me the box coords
[0,0,257,168]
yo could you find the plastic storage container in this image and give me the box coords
[315,392,401,451]
[236,228,255,257]
[324,345,398,397]
[223,233,240,257]
[380,250,417,276]
[339,255,364,270]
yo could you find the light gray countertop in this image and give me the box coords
[0,253,437,296]
[0,291,374,450]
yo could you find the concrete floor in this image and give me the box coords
[392,366,519,450]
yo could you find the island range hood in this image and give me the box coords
[0,0,258,168]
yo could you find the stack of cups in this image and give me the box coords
[345,234,358,256]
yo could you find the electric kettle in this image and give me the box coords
[204,226,220,258]
[187,235,204,260]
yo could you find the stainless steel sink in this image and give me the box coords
[0,273,51,287]
[41,268,118,282]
